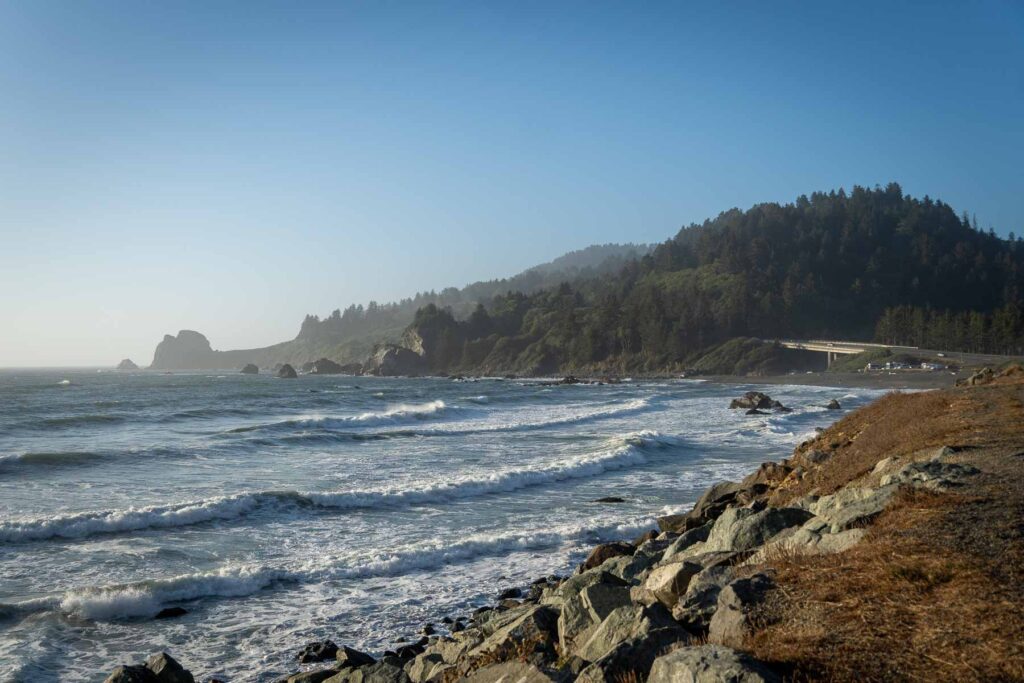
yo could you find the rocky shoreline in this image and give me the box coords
[104,366,1024,683]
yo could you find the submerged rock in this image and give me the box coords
[297,640,339,663]
[154,606,188,620]
[729,391,774,410]
[826,398,842,410]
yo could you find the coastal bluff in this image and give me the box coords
[104,366,1024,682]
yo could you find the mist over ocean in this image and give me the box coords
[0,370,879,681]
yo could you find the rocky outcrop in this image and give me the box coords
[241,363,259,374]
[362,345,427,377]
[150,330,221,369]
[826,398,841,410]
[277,364,298,379]
[310,358,345,375]
[729,392,790,412]
[116,358,139,370]
[104,652,193,683]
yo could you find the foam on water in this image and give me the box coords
[0,431,679,543]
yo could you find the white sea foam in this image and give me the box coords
[41,514,662,620]
[0,431,680,543]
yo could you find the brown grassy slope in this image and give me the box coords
[747,377,1024,682]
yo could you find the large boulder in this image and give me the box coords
[362,345,427,377]
[597,553,652,584]
[580,541,635,572]
[558,577,633,656]
[116,358,139,370]
[240,363,259,374]
[671,565,736,632]
[575,624,690,682]
[728,392,774,410]
[574,603,685,663]
[648,645,780,683]
[277,364,298,379]
[747,518,866,562]
[336,646,375,669]
[640,560,703,609]
[826,399,841,410]
[324,660,409,683]
[662,523,712,562]
[104,653,194,683]
[310,358,345,375]
[105,666,158,683]
[881,459,980,491]
[708,574,773,646]
[805,485,898,532]
[462,662,556,682]
[297,640,339,663]
[658,481,761,533]
[470,604,559,661]
[701,506,813,553]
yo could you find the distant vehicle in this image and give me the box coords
[937,353,946,357]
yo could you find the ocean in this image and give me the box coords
[0,369,881,681]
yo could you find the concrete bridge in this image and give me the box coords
[776,339,919,367]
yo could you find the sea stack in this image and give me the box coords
[116,359,139,370]
[277,364,297,379]
[240,363,259,375]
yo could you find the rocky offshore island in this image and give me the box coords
[103,366,1024,682]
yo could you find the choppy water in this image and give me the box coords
[0,369,880,682]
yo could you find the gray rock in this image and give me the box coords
[298,641,339,663]
[324,660,409,683]
[240,363,259,374]
[470,605,559,660]
[641,560,703,609]
[807,485,898,532]
[648,644,780,682]
[881,460,980,490]
[144,653,194,683]
[661,522,713,564]
[362,345,426,377]
[580,541,635,572]
[575,603,684,663]
[405,653,448,683]
[336,647,376,669]
[703,506,814,553]
[708,574,773,646]
[277,364,298,379]
[558,580,632,656]
[658,482,745,533]
[596,553,652,584]
[575,627,690,682]
[285,670,342,683]
[671,565,735,631]
[462,662,556,682]
[826,399,841,410]
[104,666,158,683]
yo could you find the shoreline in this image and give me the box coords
[103,365,1024,682]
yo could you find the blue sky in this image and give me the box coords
[1,1,1022,366]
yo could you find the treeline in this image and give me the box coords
[404,184,1024,374]
[294,243,651,344]
[875,305,1024,355]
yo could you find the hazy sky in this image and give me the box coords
[1,1,1022,367]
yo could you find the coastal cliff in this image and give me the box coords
[105,366,1024,682]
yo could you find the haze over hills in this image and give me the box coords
[149,243,652,370]
[148,184,1024,375]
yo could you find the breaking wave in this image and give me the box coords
[16,515,661,620]
[0,431,681,543]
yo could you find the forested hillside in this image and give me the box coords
[403,184,1024,375]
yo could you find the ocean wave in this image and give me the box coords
[0,431,681,544]
[228,400,451,434]
[20,515,661,621]
[0,451,107,468]
[411,397,655,436]
[30,414,125,430]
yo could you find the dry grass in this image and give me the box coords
[748,487,1024,682]
[771,383,1023,506]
